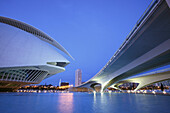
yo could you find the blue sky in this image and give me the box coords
[0,0,154,86]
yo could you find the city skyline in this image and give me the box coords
[0,0,155,85]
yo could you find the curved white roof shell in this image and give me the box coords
[0,16,74,60]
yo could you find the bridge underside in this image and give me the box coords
[110,68,170,91]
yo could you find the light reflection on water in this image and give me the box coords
[58,93,73,113]
[0,92,170,113]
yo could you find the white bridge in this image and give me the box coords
[79,0,170,91]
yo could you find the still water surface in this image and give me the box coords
[0,92,169,113]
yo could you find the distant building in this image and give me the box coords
[61,82,69,86]
[154,80,170,86]
[75,69,82,87]
[59,82,71,90]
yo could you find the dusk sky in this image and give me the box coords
[0,0,154,86]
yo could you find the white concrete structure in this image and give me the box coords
[75,69,82,87]
[0,16,72,91]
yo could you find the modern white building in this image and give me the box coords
[0,16,73,91]
[75,69,82,87]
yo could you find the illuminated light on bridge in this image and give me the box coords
[127,90,131,93]
[152,91,156,94]
[108,90,112,93]
[143,90,147,94]
[163,91,166,94]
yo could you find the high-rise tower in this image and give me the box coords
[75,69,82,87]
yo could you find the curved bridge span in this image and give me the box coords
[79,0,170,91]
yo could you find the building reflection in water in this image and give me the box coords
[58,93,73,113]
